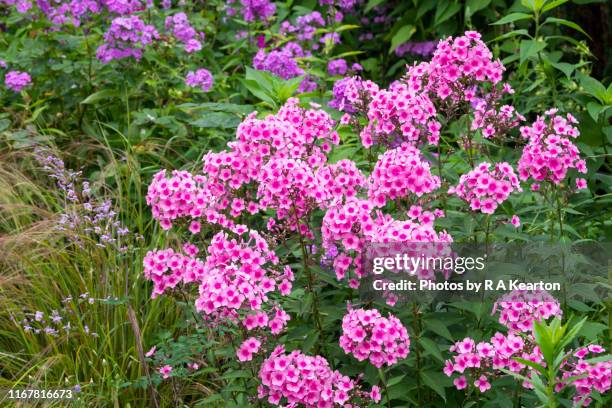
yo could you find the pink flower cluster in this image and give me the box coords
[237,337,262,362]
[471,89,525,139]
[165,12,204,53]
[258,345,361,407]
[406,31,504,106]
[315,159,366,207]
[449,162,522,214]
[518,110,587,185]
[194,230,293,317]
[444,332,542,392]
[4,70,31,92]
[562,346,611,406]
[336,32,526,148]
[146,99,342,236]
[492,289,562,333]
[444,291,610,405]
[146,170,215,230]
[143,242,204,297]
[322,199,451,285]
[96,16,159,63]
[339,308,410,368]
[363,80,441,148]
[144,227,294,362]
[368,143,441,207]
[257,158,321,234]
[445,333,611,405]
[321,198,373,282]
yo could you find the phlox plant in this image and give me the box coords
[139,30,610,407]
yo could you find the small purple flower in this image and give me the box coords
[327,59,348,76]
[395,40,437,58]
[165,13,203,54]
[5,70,31,92]
[185,68,213,92]
[329,76,355,113]
[240,0,276,23]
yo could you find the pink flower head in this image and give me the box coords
[159,365,173,379]
[339,307,410,368]
[518,114,586,186]
[474,375,491,392]
[449,162,521,214]
[258,346,360,406]
[368,143,441,207]
[493,289,562,333]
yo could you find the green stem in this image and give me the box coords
[412,302,422,405]
[291,202,323,342]
[378,367,392,408]
[555,187,564,239]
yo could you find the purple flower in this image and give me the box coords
[185,68,214,92]
[395,40,437,58]
[329,76,355,113]
[240,0,276,23]
[96,16,159,63]
[327,59,348,76]
[165,12,203,54]
[253,48,303,80]
[4,70,31,92]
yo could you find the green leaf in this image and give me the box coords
[189,112,242,129]
[492,29,530,41]
[587,102,605,121]
[466,0,492,15]
[528,374,549,404]
[365,0,385,13]
[533,319,554,366]
[221,370,251,380]
[519,39,547,64]
[421,371,447,402]
[578,73,610,104]
[245,66,275,93]
[584,355,612,364]
[240,79,276,106]
[387,374,406,387]
[423,319,454,341]
[492,13,532,26]
[176,102,254,114]
[520,0,536,11]
[419,337,444,362]
[390,25,416,53]
[513,357,546,375]
[81,89,119,105]
[578,321,607,340]
[434,2,462,26]
[548,60,575,79]
[543,17,590,38]
[557,317,586,352]
[301,331,319,353]
[541,0,569,13]
[0,119,10,132]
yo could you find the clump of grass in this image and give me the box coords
[0,144,190,406]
